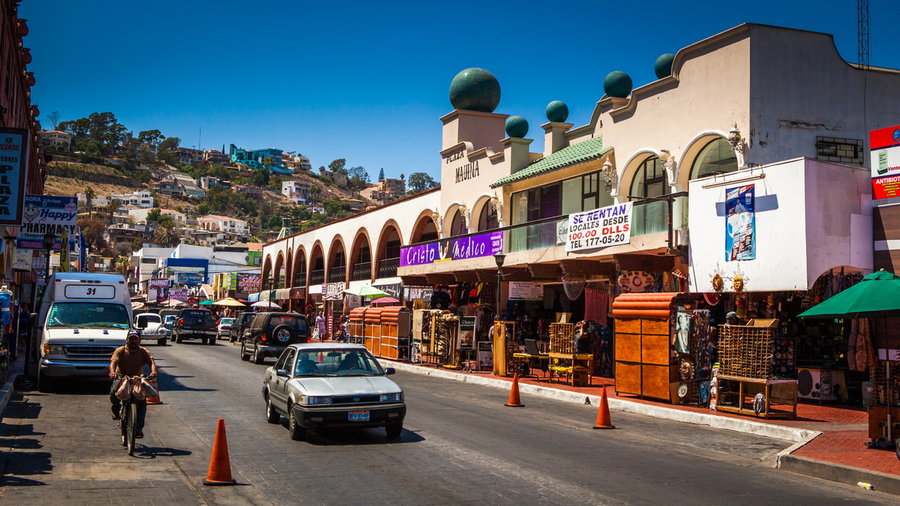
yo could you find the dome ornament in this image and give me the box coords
[727,123,745,153]
[449,68,501,113]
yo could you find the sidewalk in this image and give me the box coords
[383,359,900,495]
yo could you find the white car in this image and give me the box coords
[217,317,235,340]
[262,343,406,440]
[134,313,169,346]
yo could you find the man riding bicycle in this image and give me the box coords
[109,331,158,439]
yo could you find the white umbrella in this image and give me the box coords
[251,300,281,310]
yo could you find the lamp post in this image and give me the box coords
[494,253,505,321]
[42,233,55,281]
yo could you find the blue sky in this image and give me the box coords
[22,0,900,180]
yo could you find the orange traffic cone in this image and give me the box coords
[592,387,615,429]
[505,372,524,407]
[317,352,324,362]
[203,418,236,486]
[146,378,162,405]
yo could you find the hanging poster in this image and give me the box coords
[508,281,544,300]
[0,128,28,225]
[17,195,78,249]
[565,202,632,252]
[725,184,756,261]
[477,340,493,371]
[458,316,476,350]
[870,125,900,199]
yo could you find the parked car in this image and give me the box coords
[229,312,255,343]
[172,308,218,344]
[261,343,405,440]
[217,317,235,340]
[134,312,169,346]
[241,312,310,364]
[161,314,177,331]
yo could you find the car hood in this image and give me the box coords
[45,327,129,344]
[291,375,401,396]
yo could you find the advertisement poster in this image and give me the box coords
[237,273,261,292]
[477,341,493,371]
[176,272,204,285]
[170,288,189,302]
[869,125,900,199]
[508,281,544,300]
[0,128,28,225]
[149,278,169,303]
[17,195,78,249]
[322,282,344,301]
[565,202,632,253]
[400,230,505,267]
[458,316,476,350]
[725,184,756,261]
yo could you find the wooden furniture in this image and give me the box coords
[379,306,410,360]
[348,307,367,345]
[492,321,516,376]
[715,374,798,419]
[364,307,384,357]
[547,323,592,386]
[867,406,900,439]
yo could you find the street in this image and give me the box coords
[0,341,892,505]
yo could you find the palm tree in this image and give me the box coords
[153,221,181,247]
[116,256,130,278]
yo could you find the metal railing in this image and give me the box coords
[351,262,371,281]
[309,268,325,285]
[328,265,346,283]
[292,272,306,288]
[378,257,399,278]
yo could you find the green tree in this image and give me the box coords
[137,129,164,149]
[261,156,276,168]
[407,172,437,193]
[378,168,385,181]
[84,186,96,215]
[159,137,180,151]
[153,221,181,247]
[58,112,127,157]
[328,158,347,175]
[348,166,369,187]
[249,168,270,187]
[77,218,107,252]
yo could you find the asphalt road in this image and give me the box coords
[0,340,893,505]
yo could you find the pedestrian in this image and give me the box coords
[315,311,326,341]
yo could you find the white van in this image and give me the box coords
[36,272,133,392]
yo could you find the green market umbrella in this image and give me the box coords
[199,299,215,306]
[798,269,900,319]
[343,285,389,298]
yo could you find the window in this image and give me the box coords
[690,138,738,180]
[477,201,498,231]
[816,136,863,165]
[450,209,467,236]
[48,302,131,329]
[630,156,666,198]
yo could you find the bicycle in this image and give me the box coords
[116,375,145,456]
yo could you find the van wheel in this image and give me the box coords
[37,371,53,393]
[240,343,250,361]
[385,423,403,438]
[201,337,208,345]
[158,338,166,346]
[253,346,265,364]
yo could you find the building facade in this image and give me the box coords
[40,129,72,150]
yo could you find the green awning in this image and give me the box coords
[490,137,610,188]
[798,270,900,319]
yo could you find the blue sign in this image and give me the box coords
[19,194,78,249]
[725,184,756,261]
[0,128,29,225]
[176,272,204,286]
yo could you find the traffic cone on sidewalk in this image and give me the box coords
[203,418,236,486]
[592,387,616,429]
[146,378,162,405]
[505,372,524,407]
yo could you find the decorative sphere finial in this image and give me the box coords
[603,71,633,98]
[505,116,528,138]
[545,100,569,122]
[449,68,501,113]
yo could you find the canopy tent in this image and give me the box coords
[199,299,215,306]
[215,297,247,307]
[251,300,281,310]
[343,285,389,298]
[799,270,900,319]
[163,298,186,307]
[371,296,399,305]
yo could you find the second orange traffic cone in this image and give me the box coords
[592,387,616,429]
[505,372,523,407]
[203,418,236,486]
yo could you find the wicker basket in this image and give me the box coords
[549,323,575,354]
[718,320,779,379]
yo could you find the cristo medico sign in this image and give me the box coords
[565,202,632,252]
[0,127,29,225]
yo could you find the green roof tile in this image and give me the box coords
[490,137,610,188]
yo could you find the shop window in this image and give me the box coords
[815,136,863,165]
[450,209,467,236]
[690,138,738,180]
[561,178,582,215]
[477,201,498,231]
[630,156,668,235]
[630,156,666,198]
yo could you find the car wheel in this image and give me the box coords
[201,337,208,345]
[175,333,183,343]
[385,423,403,439]
[265,393,280,424]
[37,370,53,393]
[272,325,296,345]
[252,346,265,364]
[158,338,166,346]
[240,343,250,361]
[209,336,216,345]
[288,404,306,441]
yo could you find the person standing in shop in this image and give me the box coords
[315,311,327,341]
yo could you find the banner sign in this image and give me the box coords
[0,127,29,225]
[18,195,78,249]
[400,230,505,267]
[725,184,756,261]
[870,125,900,199]
[170,288,189,302]
[176,272,204,286]
[565,202,632,252]
[237,273,261,293]
[322,282,344,301]
[508,281,544,300]
[12,248,32,271]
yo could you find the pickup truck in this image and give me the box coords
[172,308,218,344]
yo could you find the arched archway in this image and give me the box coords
[273,252,285,289]
[409,211,439,244]
[624,152,669,236]
[327,236,347,284]
[474,196,498,231]
[285,249,293,288]
[688,137,738,181]
[309,242,325,285]
[292,246,307,287]
[375,222,403,279]
[349,230,372,281]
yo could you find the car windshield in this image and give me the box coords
[182,310,209,319]
[164,315,177,323]
[269,315,308,332]
[47,302,131,329]
[294,349,384,377]
[220,318,235,325]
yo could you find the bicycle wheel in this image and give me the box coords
[120,402,129,447]
[127,402,137,456]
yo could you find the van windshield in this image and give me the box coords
[48,302,131,329]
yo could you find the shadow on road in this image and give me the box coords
[299,426,425,446]
[155,365,217,392]
[132,444,192,459]
[0,396,51,488]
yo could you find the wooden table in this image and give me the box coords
[715,374,798,419]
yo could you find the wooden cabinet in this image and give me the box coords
[715,374,798,419]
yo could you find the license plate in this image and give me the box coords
[348,410,370,422]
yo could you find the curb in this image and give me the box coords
[0,372,22,421]
[778,451,900,495]
[385,360,814,442]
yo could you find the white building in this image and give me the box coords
[197,214,249,236]
[40,130,72,150]
[282,180,310,204]
[111,190,154,208]
[129,208,186,225]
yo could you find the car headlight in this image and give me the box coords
[306,396,333,405]
[380,393,403,402]
[43,344,66,355]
